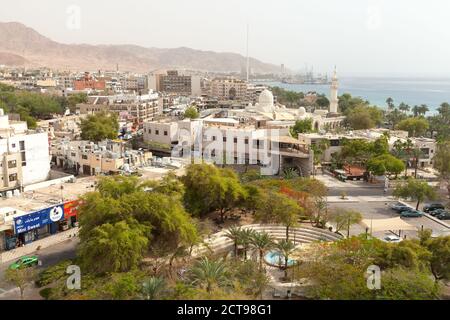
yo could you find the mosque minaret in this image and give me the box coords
[329,66,339,114]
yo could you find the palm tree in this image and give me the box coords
[386,97,395,111]
[225,226,243,259]
[240,228,256,260]
[142,277,166,300]
[418,104,429,116]
[275,239,296,279]
[190,257,229,293]
[412,105,420,117]
[250,232,275,271]
[398,102,410,113]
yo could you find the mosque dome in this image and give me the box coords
[298,107,306,117]
[259,89,274,106]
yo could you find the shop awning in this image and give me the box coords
[361,217,417,233]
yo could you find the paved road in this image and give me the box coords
[329,201,449,238]
[315,173,450,238]
[0,238,78,298]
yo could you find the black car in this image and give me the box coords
[429,209,447,217]
[423,203,445,213]
[437,212,450,220]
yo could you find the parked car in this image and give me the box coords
[8,256,39,270]
[382,235,403,243]
[436,212,450,220]
[400,209,423,218]
[390,203,410,212]
[429,209,448,217]
[423,203,445,213]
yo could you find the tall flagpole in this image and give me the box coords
[246,23,250,82]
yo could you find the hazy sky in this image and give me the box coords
[1,0,450,76]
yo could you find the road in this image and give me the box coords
[315,173,450,238]
[0,238,78,299]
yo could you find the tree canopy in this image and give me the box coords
[80,112,119,142]
[77,175,198,274]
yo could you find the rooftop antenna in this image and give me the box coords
[246,23,250,82]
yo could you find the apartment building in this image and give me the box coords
[148,70,202,96]
[210,78,248,100]
[74,72,106,91]
[0,109,51,195]
[77,92,162,125]
[51,139,152,176]
[144,117,313,176]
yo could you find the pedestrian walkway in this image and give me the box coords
[326,196,394,203]
[0,228,79,264]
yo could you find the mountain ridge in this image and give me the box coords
[0,21,281,73]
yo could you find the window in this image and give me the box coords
[164,131,168,136]
[19,141,25,151]
[8,160,17,169]
[234,138,238,143]
[330,139,339,147]
[148,129,151,134]
[9,173,18,182]
[245,138,249,145]
[212,136,216,141]
[223,137,227,142]
[82,155,88,160]
[155,130,159,135]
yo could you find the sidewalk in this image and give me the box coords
[0,228,79,264]
[327,196,394,203]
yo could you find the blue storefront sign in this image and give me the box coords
[14,204,64,234]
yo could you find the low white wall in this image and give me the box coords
[23,175,74,192]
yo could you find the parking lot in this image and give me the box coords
[329,201,450,240]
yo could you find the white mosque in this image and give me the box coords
[242,68,345,131]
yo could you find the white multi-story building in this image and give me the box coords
[0,109,51,194]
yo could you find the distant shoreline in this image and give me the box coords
[254,78,450,113]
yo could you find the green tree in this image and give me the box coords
[396,117,429,137]
[102,272,141,300]
[78,220,149,274]
[377,267,440,300]
[78,176,198,273]
[225,226,244,259]
[184,106,200,119]
[142,277,166,300]
[5,267,38,299]
[255,191,302,241]
[331,208,362,237]
[182,164,247,221]
[420,234,450,282]
[386,97,395,110]
[315,95,330,108]
[398,102,410,113]
[366,154,405,177]
[250,231,275,271]
[428,102,450,140]
[393,178,437,210]
[346,105,383,130]
[275,239,296,279]
[290,118,313,138]
[80,112,119,142]
[433,141,450,197]
[190,257,229,293]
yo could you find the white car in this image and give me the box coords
[382,235,403,243]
